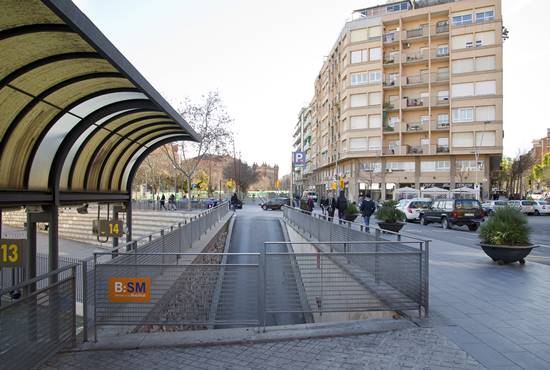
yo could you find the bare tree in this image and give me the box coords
[134,148,173,195]
[223,159,259,195]
[163,92,233,208]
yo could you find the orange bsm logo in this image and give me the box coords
[108,277,151,303]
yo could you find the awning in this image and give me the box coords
[0,0,199,206]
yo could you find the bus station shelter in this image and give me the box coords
[0,0,199,283]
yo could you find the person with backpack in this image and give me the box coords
[360,193,376,233]
[160,194,166,210]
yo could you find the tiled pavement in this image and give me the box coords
[426,237,550,370]
[42,328,484,370]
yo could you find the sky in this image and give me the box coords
[73,0,549,175]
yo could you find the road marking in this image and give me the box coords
[534,244,550,249]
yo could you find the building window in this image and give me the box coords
[452,58,474,74]
[475,31,495,47]
[451,34,473,49]
[452,13,473,26]
[351,28,368,43]
[452,83,474,97]
[475,55,496,71]
[387,161,415,171]
[350,93,368,108]
[363,162,382,172]
[369,114,381,128]
[351,72,369,86]
[350,115,368,129]
[475,105,496,122]
[422,161,450,172]
[437,90,449,101]
[349,138,367,151]
[475,80,496,95]
[368,91,382,105]
[475,131,496,146]
[368,26,382,39]
[369,47,382,61]
[368,136,381,150]
[437,44,449,57]
[351,50,362,64]
[452,132,474,147]
[368,70,382,84]
[452,107,474,122]
[476,9,495,23]
[457,160,484,171]
[438,114,449,125]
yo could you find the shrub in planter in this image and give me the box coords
[479,207,530,246]
[479,207,535,264]
[344,202,360,222]
[376,201,406,232]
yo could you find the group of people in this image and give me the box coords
[157,193,178,211]
[303,191,377,232]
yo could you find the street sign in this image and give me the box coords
[92,219,123,238]
[108,277,151,303]
[292,151,306,166]
[0,239,27,267]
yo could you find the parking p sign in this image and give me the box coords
[292,151,306,166]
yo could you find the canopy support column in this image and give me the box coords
[26,212,37,292]
[112,206,119,250]
[46,206,59,284]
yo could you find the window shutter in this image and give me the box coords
[451,83,474,97]
[451,34,473,49]
[475,106,496,121]
[349,138,367,151]
[350,115,368,129]
[452,132,474,147]
[475,55,496,71]
[452,58,474,73]
[351,29,368,42]
[368,92,382,105]
[475,31,495,46]
[475,80,496,95]
[369,114,381,128]
[476,131,496,146]
[350,94,368,107]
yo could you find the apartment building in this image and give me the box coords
[292,106,313,195]
[306,0,503,201]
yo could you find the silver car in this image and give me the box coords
[508,200,536,215]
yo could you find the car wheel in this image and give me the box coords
[419,215,427,226]
[468,223,479,232]
[262,205,267,210]
[535,210,541,216]
[442,217,451,229]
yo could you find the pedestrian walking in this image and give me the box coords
[169,194,177,210]
[160,194,166,210]
[327,194,336,222]
[336,191,347,222]
[320,196,326,215]
[230,192,239,211]
[307,196,314,213]
[360,193,376,233]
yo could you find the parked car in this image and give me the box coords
[534,200,550,216]
[260,197,289,210]
[508,200,536,215]
[481,200,508,215]
[396,198,432,221]
[419,198,484,231]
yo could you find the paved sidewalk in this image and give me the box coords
[424,237,550,370]
[42,327,483,370]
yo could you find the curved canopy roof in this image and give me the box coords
[0,0,199,206]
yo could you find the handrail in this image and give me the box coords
[0,263,77,296]
[282,205,430,242]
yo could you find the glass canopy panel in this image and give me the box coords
[120,134,186,190]
[59,110,133,190]
[28,92,147,190]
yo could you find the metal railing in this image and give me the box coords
[0,265,77,369]
[132,198,221,211]
[281,206,429,317]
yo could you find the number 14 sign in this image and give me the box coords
[0,239,27,268]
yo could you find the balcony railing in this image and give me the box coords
[403,50,429,63]
[434,121,450,130]
[383,77,400,87]
[404,122,428,132]
[383,101,398,110]
[405,96,429,107]
[433,96,449,106]
[433,72,449,82]
[383,54,400,64]
[407,145,425,154]
[404,26,428,39]
[383,31,398,43]
[435,23,449,34]
[383,147,400,155]
[436,145,450,153]
[405,74,429,85]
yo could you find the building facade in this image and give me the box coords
[304,0,503,201]
[292,106,313,195]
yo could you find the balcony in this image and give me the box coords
[434,22,449,35]
[383,31,398,44]
[383,77,400,88]
[383,54,400,65]
[404,74,429,86]
[404,121,428,132]
[405,96,429,108]
[433,71,449,83]
[436,145,450,153]
[383,101,398,111]
[402,50,429,64]
[407,145,424,154]
[383,147,400,155]
[432,96,449,107]
[433,121,450,130]
[404,26,428,40]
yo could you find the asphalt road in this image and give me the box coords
[215,205,306,328]
[398,214,550,265]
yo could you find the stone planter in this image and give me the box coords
[344,213,359,222]
[480,243,538,265]
[377,222,405,233]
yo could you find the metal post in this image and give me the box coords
[126,201,132,251]
[161,229,165,265]
[423,240,430,318]
[48,206,59,284]
[93,253,97,343]
[26,212,37,292]
[375,229,381,284]
[112,206,119,251]
[82,260,88,342]
[71,265,77,347]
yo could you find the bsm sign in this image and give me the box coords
[292,151,306,166]
[108,277,151,303]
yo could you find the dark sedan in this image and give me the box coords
[261,197,289,210]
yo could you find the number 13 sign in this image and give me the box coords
[0,239,27,268]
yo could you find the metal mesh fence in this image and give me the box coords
[282,206,429,316]
[0,265,77,369]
